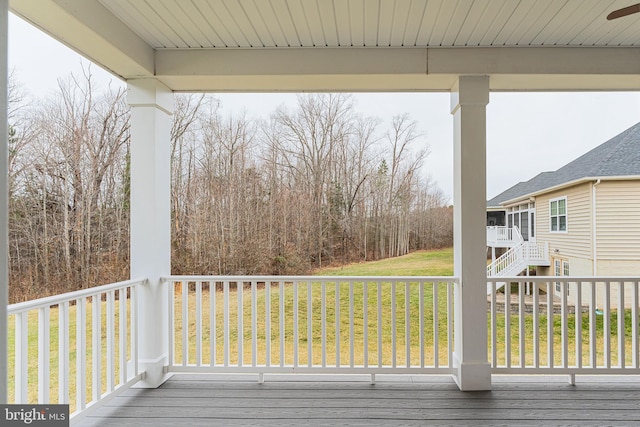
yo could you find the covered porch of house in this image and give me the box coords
[3,0,640,424]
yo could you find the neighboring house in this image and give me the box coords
[487,122,640,305]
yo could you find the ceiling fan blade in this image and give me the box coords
[607,3,640,20]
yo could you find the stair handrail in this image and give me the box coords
[487,241,525,277]
[512,225,524,244]
[488,241,549,278]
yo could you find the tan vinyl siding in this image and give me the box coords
[597,260,640,276]
[596,180,640,261]
[559,256,592,277]
[536,183,592,260]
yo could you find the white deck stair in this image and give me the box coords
[486,240,549,295]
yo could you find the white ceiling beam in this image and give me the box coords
[154,46,640,92]
[156,73,640,93]
[157,74,458,93]
[156,48,428,76]
[10,0,154,79]
[157,46,640,78]
[428,47,640,76]
[490,74,640,92]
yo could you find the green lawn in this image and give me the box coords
[174,280,453,368]
[172,248,635,370]
[173,249,455,367]
[491,304,636,368]
[317,248,453,276]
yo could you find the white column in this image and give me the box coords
[450,75,491,391]
[0,0,8,404]
[127,79,173,388]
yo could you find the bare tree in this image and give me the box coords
[381,114,428,257]
[271,94,354,267]
[9,68,130,300]
[170,93,208,273]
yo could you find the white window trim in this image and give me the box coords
[549,196,568,233]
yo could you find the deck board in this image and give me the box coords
[75,374,640,426]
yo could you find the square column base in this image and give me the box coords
[133,355,171,388]
[452,352,492,391]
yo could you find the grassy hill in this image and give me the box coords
[315,248,453,277]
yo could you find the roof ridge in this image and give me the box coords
[563,122,640,176]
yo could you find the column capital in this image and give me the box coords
[127,78,174,115]
[450,75,490,114]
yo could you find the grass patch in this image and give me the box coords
[492,306,637,368]
[316,248,453,277]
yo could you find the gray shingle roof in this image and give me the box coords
[487,122,640,207]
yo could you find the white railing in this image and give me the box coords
[487,244,526,278]
[11,272,639,415]
[524,242,549,264]
[489,277,640,377]
[164,276,456,374]
[7,278,145,418]
[487,242,549,278]
[487,226,523,247]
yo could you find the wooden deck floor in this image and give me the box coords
[76,374,640,426]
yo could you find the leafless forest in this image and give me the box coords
[8,71,452,303]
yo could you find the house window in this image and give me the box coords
[555,259,570,295]
[520,212,529,241]
[530,212,535,238]
[550,197,567,232]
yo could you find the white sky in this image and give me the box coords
[7,13,640,202]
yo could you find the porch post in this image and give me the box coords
[450,75,491,391]
[0,0,8,403]
[127,79,173,388]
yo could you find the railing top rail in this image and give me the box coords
[8,277,147,315]
[487,275,640,283]
[164,275,458,283]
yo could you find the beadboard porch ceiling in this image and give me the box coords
[10,0,640,91]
